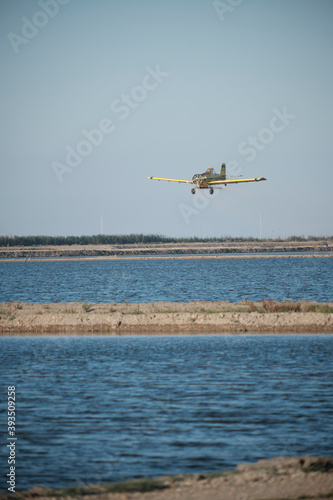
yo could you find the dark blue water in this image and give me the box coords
[0,335,332,491]
[0,256,332,303]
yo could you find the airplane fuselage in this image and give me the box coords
[191,165,226,190]
[148,162,266,195]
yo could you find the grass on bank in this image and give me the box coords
[27,477,169,497]
[82,303,93,313]
[247,299,333,314]
[1,300,333,322]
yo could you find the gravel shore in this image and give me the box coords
[1,456,332,500]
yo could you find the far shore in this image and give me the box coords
[1,301,332,335]
[0,239,332,261]
[1,253,333,263]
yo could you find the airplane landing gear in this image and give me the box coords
[209,188,214,195]
[191,188,196,194]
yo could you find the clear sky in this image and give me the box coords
[1,0,332,239]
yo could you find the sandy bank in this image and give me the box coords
[1,456,332,500]
[1,301,333,334]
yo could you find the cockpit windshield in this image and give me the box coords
[205,168,215,174]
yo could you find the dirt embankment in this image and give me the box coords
[1,240,333,260]
[2,456,333,500]
[1,301,333,334]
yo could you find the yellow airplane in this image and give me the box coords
[148,163,266,195]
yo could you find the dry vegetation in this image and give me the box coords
[246,298,333,314]
[0,237,333,259]
[1,301,333,334]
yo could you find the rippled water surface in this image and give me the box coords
[0,255,332,302]
[0,335,332,491]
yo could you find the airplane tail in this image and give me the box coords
[220,163,226,180]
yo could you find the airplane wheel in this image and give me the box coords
[191,188,196,195]
[209,188,214,195]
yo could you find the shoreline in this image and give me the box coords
[1,301,333,335]
[1,252,333,263]
[1,456,332,500]
[0,240,332,261]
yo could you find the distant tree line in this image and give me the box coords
[0,234,332,247]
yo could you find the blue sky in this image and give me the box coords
[1,0,332,238]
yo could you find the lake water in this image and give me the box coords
[0,334,332,491]
[0,255,332,303]
[1,256,332,491]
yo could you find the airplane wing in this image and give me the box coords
[208,177,266,185]
[148,176,192,184]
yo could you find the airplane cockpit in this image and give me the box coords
[192,167,216,181]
